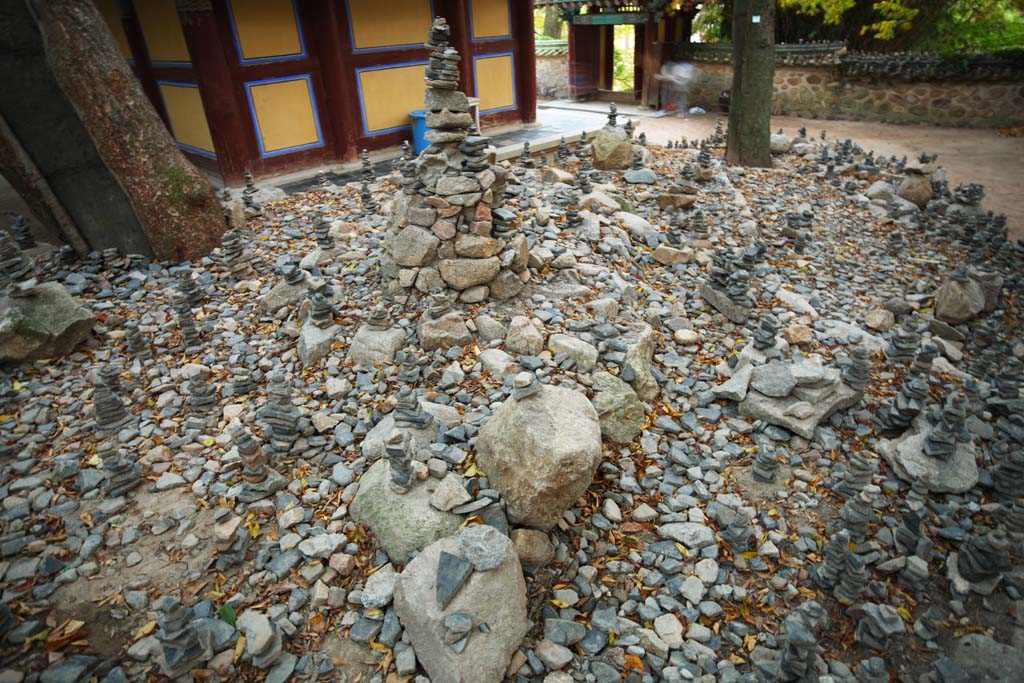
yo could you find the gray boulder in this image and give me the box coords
[739,374,861,439]
[394,532,529,683]
[590,371,645,444]
[934,277,985,325]
[259,280,307,314]
[948,634,1024,683]
[297,322,338,368]
[392,227,440,267]
[347,324,406,366]
[360,399,460,457]
[418,312,473,351]
[622,322,659,401]
[476,385,602,530]
[0,282,95,362]
[350,460,464,564]
[700,281,750,325]
[592,127,632,170]
[548,334,598,372]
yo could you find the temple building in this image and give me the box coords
[94,0,537,184]
[535,0,697,107]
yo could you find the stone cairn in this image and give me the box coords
[923,392,969,460]
[957,528,1011,583]
[764,600,826,683]
[701,250,752,324]
[97,441,142,498]
[170,290,201,349]
[853,604,905,650]
[873,374,928,433]
[93,376,132,436]
[842,345,872,391]
[393,385,434,430]
[242,170,261,213]
[213,508,249,569]
[752,443,781,483]
[220,229,256,280]
[811,528,850,589]
[834,450,874,500]
[259,372,300,453]
[11,215,34,250]
[155,596,205,678]
[177,267,204,308]
[386,431,414,494]
[124,321,152,360]
[386,17,528,301]
[314,212,335,252]
[0,229,32,286]
[228,421,286,502]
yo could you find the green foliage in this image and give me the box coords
[613,25,635,91]
[218,604,236,626]
[694,1,728,41]
[779,0,857,24]
[916,0,1024,53]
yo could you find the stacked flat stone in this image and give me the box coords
[752,314,779,352]
[564,190,582,229]
[577,172,593,195]
[623,119,634,139]
[94,382,132,434]
[517,141,533,168]
[784,210,813,237]
[953,182,984,206]
[393,386,434,430]
[793,232,809,254]
[427,288,452,319]
[11,216,34,250]
[923,393,968,461]
[751,444,780,483]
[171,290,201,348]
[912,605,945,641]
[155,596,205,678]
[854,604,905,650]
[899,554,929,593]
[242,170,260,210]
[687,209,710,241]
[894,505,925,555]
[125,321,152,360]
[97,441,142,498]
[365,304,392,331]
[360,181,379,216]
[910,341,938,375]
[307,292,335,329]
[842,345,872,390]
[884,323,919,362]
[812,528,850,589]
[726,270,753,308]
[99,364,123,394]
[220,229,256,279]
[873,375,928,432]
[228,421,286,502]
[512,371,542,401]
[720,519,755,553]
[840,488,878,542]
[555,137,570,164]
[360,148,373,181]
[606,103,618,128]
[213,509,249,570]
[775,610,822,682]
[637,131,647,146]
[958,528,1011,582]
[835,450,874,500]
[259,372,300,453]
[177,267,203,307]
[100,247,120,270]
[386,16,524,301]
[231,369,256,396]
[315,213,335,251]
[833,551,868,605]
[187,373,217,415]
[697,145,712,172]
[993,428,1024,501]
[708,251,735,291]
[992,357,1022,400]
[386,431,415,493]
[0,229,31,285]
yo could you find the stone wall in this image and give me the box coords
[537,54,571,100]
[686,62,1024,127]
[679,44,1024,128]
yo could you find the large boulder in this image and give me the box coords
[934,277,986,325]
[259,280,307,314]
[897,173,933,208]
[393,226,440,267]
[475,385,602,530]
[877,416,978,494]
[439,258,500,290]
[739,371,861,439]
[394,530,529,683]
[297,322,338,368]
[418,312,473,351]
[591,127,632,170]
[347,324,407,366]
[0,282,95,362]
[947,634,1024,683]
[548,334,598,372]
[621,322,659,401]
[590,371,645,444]
[350,460,464,564]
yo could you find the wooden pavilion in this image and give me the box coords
[535,0,698,107]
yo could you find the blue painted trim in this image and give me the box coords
[468,0,513,43]
[354,60,429,137]
[151,60,192,68]
[344,0,436,54]
[471,52,518,115]
[243,74,325,158]
[225,0,308,65]
[154,80,217,158]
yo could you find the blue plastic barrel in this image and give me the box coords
[409,110,430,154]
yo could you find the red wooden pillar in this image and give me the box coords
[511,0,536,123]
[308,0,360,162]
[176,5,250,184]
[640,15,661,108]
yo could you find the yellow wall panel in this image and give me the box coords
[471,0,510,39]
[95,0,132,59]
[247,77,321,154]
[229,0,304,61]
[159,83,215,155]
[358,63,427,134]
[134,0,190,63]
[348,0,432,50]
[474,55,515,113]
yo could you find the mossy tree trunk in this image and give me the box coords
[543,7,563,39]
[726,0,774,168]
[30,0,224,261]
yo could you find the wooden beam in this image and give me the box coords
[307,0,360,163]
[512,0,536,123]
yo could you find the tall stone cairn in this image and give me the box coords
[385,16,529,302]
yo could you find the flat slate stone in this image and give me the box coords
[436,550,473,608]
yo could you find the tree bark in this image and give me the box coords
[29,0,224,261]
[543,7,562,40]
[726,0,774,168]
[0,113,89,255]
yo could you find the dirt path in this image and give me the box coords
[635,113,1024,240]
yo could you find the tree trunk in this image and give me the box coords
[543,6,562,40]
[29,0,224,261]
[726,0,774,168]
